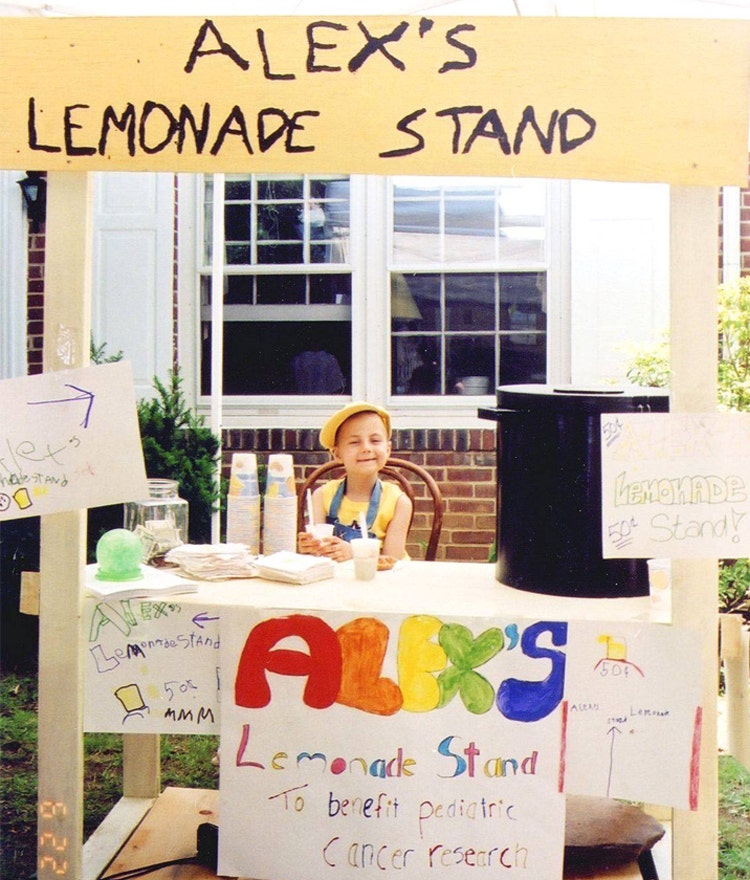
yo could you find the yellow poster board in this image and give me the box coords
[1,15,749,184]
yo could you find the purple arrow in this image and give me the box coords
[28,383,95,428]
[193,611,220,629]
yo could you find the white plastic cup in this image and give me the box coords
[647,558,671,593]
[350,537,380,581]
[306,523,335,540]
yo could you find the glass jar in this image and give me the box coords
[124,479,189,565]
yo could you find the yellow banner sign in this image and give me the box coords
[1,16,748,184]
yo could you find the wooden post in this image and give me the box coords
[720,614,750,771]
[669,186,720,880]
[123,735,161,798]
[37,172,92,880]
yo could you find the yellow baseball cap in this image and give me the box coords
[320,402,392,451]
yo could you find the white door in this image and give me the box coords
[93,172,174,400]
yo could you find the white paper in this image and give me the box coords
[218,608,569,880]
[0,361,148,520]
[83,591,220,734]
[601,412,750,558]
[562,620,702,810]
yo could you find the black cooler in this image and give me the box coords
[479,384,670,598]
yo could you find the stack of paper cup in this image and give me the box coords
[263,453,298,554]
[226,453,261,554]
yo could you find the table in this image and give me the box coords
[82,561,676,880]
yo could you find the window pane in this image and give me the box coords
[447,336,495,395]
[500,332,546,385]
[225,177,251,200]
[391,177,546,268]
[256,275,306,305]
[393,336,441,395]
[257,203,301,243]
[225,203,250,242]
[391,274,440,332]
[202,320,351,396]
[310,274,351,305]
[226,244,251,265]
[500,273,547,332]
[257,243,304,264]
[444,196,495,262]
[390,270,547,396]
[393,181,441,198]
[225,276,254,305]
[257,178,303,201]
[393,199,440,262]
[445,274,494,331]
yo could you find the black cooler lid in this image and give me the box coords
[491,383,670,415]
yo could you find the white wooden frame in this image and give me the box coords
[25,20,738,880]
[35,177,723,880]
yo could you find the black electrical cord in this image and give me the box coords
[101,855,199,880]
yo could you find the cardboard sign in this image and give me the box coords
[563,621,702,811]
[83,591,220,734]
[0,362,148,520]
[217,607,701,879]
[1,16,749,184]
[601,412,750,558]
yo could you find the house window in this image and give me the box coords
[199,174,555,412]
[200,174,352,396]
[389,178,547,397]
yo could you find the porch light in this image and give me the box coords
[18,171,47,230]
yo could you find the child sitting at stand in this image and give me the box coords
[298,402,412,564]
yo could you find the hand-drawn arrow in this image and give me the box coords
[193,611,220,629]
[28,383,95,428]
[606,725,622,797]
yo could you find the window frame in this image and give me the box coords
[181,174,570,428]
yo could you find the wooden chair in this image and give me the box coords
[297,457,444,560]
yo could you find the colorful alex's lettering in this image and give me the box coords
[234,614,568,722]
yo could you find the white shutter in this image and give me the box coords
[92,172,174,400]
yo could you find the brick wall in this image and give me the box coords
[742,168,750,277]
[26,223,45,375]
[223,427,498,562]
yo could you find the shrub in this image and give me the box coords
[136,367,221,544]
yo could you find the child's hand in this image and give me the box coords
[298,531,322,555]
[316,536,353,563]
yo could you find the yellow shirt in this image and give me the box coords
[321,478,403,542]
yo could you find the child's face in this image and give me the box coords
[332,411,391,475]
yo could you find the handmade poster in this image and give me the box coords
[601,412,750,558]
[562,620,702,811]
[82,594,220,734]
[1,17,750,185]
[0,361,149,521]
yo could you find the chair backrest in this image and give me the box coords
[297,457,444,560]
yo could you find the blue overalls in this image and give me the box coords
[325,479,382,541]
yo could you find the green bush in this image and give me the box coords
[718,277,750,411]
[136,367,221,544]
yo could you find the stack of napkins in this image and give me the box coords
[85,564,198,600]
[255,551,335,585]
[164,543,257,580]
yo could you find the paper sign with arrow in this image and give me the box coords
[561,620,702,810]
[0,361,149,520]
